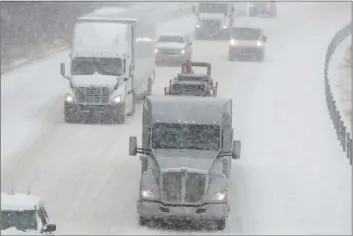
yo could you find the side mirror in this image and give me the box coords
[263,35,267,42]
[192,6,195,13]
[188,41,193,46]
[60,62,66,78]
[231,6,235,14]
[44,224,56,232]
[232,140,241,159]
[129,136,138,156]
[124,77,129,81]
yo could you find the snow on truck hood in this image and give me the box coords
[198,13,226,21]
[71,73,118,88]
[156,42,186,50]
[153,149,222,172]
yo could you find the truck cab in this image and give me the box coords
[60,17,144,124]
[128,96,241,229]
[193,2,235,40]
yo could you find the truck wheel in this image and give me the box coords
[141,159,148,173]
[139,216,149,226]
[127,92,136,116]
[215,219,226,231]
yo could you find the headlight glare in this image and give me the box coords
[211,191,227,201]
[155,48,158,53]
[196,24,200,28]
[112,95,122,103]
[230,39,236,46]
[141,189,155,199]
[65,94,74,103]
[257,40,263,47]
[181,49,185,54]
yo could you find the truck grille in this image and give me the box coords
[202,20,220,30]
[161,171,206,203]
[185,173,206,202]
[162,172,182,202]
[75,86,110,104]
[171,84,207,96]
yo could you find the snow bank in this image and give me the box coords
[328,36,352,132]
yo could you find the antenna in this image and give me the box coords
[11,185,14,194]
[27,183,31,195]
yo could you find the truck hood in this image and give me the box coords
[153,149,219,172]
[198,13,225,21]
[156,42,186,50]
[71,73,119,88]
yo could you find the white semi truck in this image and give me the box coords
[60,15,157,124]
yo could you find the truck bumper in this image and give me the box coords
[137,200,229,221]
[229,46,264,60]
[64,103,124,123]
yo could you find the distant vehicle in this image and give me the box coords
[1,193,56,235]
[228,27,267,61]
[247,1,277,18]
[164,62,218,96]
[60,15,157,124]
[193,2,235,40]
[155,33,192,66]
[129,95,241,230]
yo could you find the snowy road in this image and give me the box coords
[1,2,352,235]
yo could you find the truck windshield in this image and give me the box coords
[231,28,261,40]
[158,36,185,43]
[198,3,228,13]
[1,210,37,231]
[71,57,122,76]
[151,123,220,151]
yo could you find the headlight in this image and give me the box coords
[267,4,271,8]
[249,3,254,7]
[155,48,158,53]
[222,25,227,29]
[112,95,122,103]
[195,24,200,28]
[230,39,236,46]
[180,49,185,54]
[211,191,227,201]
[256,41,263,47]
[141,189,155,199]
[65,94,74,103]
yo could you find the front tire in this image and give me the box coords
[215,219,226,231]
[139,216,149,226]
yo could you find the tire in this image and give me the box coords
[115,105,126,124]
[215,219,226,231]
[127,92,136,116]
[139,216,149,226]
[228,53,234,61]
[141,158,148,173]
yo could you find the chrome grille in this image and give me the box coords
[161,171,206,203]
[185,173,206,202]
[162,172,182,202]
[75,86,110,104]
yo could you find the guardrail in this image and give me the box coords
[324,21,352,165]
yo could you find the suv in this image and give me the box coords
[155,33,192,65]
[1,193,57,235]
[248,1,277,18]
[228,27,267,61]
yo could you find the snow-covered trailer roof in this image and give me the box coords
[1,193,40,211]
[146,95,231,125]
[72,17,135,57]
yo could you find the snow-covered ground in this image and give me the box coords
[328,35,351,132]
[1,2,351,235]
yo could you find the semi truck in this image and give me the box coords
[129,95,241,230]
[60,15,156,124]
